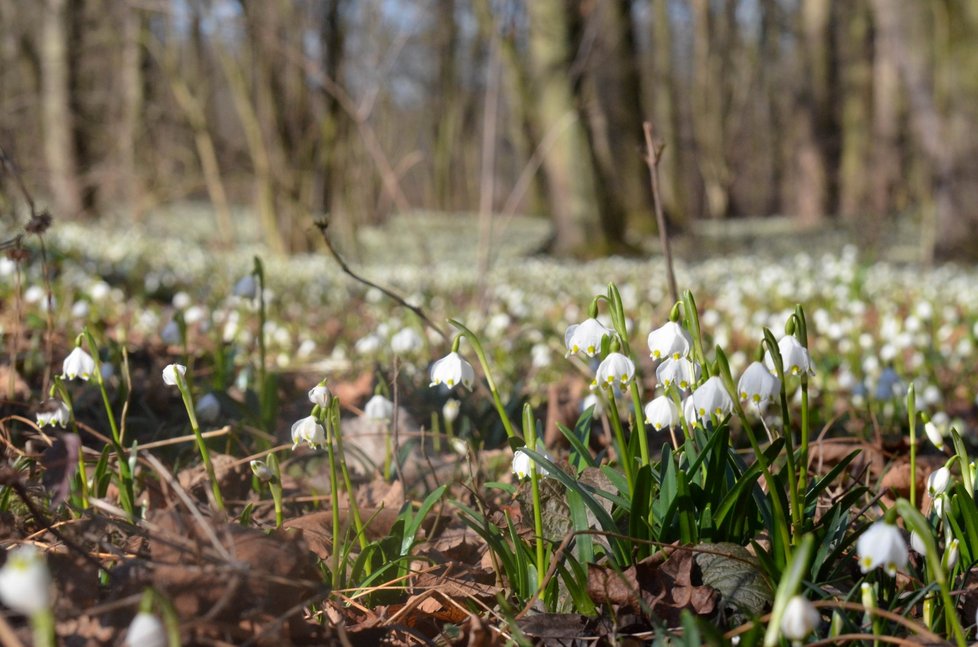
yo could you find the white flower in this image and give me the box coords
[429,352,476,390]
[355,334,382,354]
[250,459,274,483]
[564,318,612,357]
[945,538,959,571]
[291,416,326,449]
[780,595,819,644]
[308,383,331,408]
[923,420,945,450]
[391,328,424,355]
[737,361,780,410]
[364,394,394,421]
[512,448,552,480]
[161,363,187,387]
[656,357,700,391]
[690,376,734,421]
[644,396,679,431]
[582,393,603,416]
[36,399,70,428]
[593,352,636,389]
[910,530,928,555]
[647,321,692,361]
[857,521,908,576]
[442,399,460,423]
[682,396,697,426]
[195,392,221,423]
[125,611,167,647]
[233,273,257,299]
[62,346,96,381]
[927,467,951,498]
[0,545,51,615]
[766,336,814,377]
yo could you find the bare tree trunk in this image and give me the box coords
[868,0,900,226]
[837,0,872,220]
[691,0,730,219]
[119,1,143,218]
[432,0,459,210]
[791,0,831,226]
[526,0,605,256]
[650,0,687,228]
[40,0,83,217]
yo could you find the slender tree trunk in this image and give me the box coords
[432,0,459,210]
[119,1,143,218]
[650,0,686,228]
[868,0,900,226]
[691,0,730,219]
[837,0,872,221]
[40,0,83,217]
[526,0,605,256]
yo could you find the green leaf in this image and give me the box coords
[401,484,447,556]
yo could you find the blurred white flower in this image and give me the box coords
[647,321,692,361]
[429,352,475,390]
[564,318,612,358]
[581,393,603,416]
[656,357,700,391]
[442,399,460,423]
[160,320,181,345]
[355,334,382,355]
[161,363,187,387]
[36,399,69,428]
[391,328,424,355]
[512,448,552,480]
[927,467,951,497]
[291,416,326,449]
[780,595,819,644]
[0,545,51,615]
[62,347,96,381]
[364,394,394,421]
[195,392,221,423]
[857,521,907,576]
[924,420,945,450]
[233,273,257,299]
[308,383,331,408]
[250,459,274,483]
[172,291,192,310]
[125,612,167,647]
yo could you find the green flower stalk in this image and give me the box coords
[251,456,283,527]
[907,384,917,508]
[792,306,812,493]
[522,404,547,593]
[448,320,516,438]
[763,328,803,542]
[163,363,224,513]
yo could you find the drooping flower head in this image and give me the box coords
[766,336,815,377]
[429,352,475,390]
[161,363,187,387]
[291,416,326,450]
[308,382,331,408]
[512,448,552,480]
[0,545,51,615]
[62,346,96,381]
[780,595,820,645]
[656,357,700,392]
[857,521,908,576]
[564,318,612,358]
[125,611,167,647]
[647,321,692,361]
[593,352,636,389]
[364,394,394,421]
[36,399,70,428]
[644,396,680,431]
[926,466,951,498]
[737,361,781,410]
[442,399,460,423]
[690,376,734,422]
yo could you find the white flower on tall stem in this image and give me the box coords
[429,352,475,390]
[690,376,734,422]
[364,394,394,421]
[644,396,680,431]
[125,611,167,647]
[923,419,945,450]
[927,467,951,498]
[62,346,96,381]
[0,545,51,615]
[308,383,331,408]
[291,416,326,450]
[35,399,70,428]
[857,521,908,576]
[161,363,187,387]
[564,318,612,358]
[766,336,815,377]
[593,352,635,389]
[647,321,692,361]
[737,361,781,410]
[656,357,700,391]
[512,448,552,480]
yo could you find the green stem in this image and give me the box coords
[329,401,367,551]
[449,319,516,438]
[31,609,55,647]
[605,395,634,492]
[799,377,810,492]
[523,405,546,594]
[628,382,650,468]
[907,384,917,508]
[177,382,225,513]
[322,405,342,589]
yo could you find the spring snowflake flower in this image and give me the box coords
[308,383,331,408]
[291,416,326,449]
[656,357,700,391]
[161,363,187,386]
[364,394,394,421]
[233,273,257,300]
[564,318,612,358]
[766,336,814,377]
[512,449,552,480]
[780,595,819,644]
[923,420,945,449]
[857,521,908,576]
[195,393,221,423]
[644,396,680,431]
[442,399,460,423]
[582,393,604,416]
[429,352,475,390]
[391,328,424,355]
[690,376,734,421]
[250,459,274,483]
[62,346,96,381]
[125,612,167,647]
[593,352,636,389]
[926,467,951,497]
[0,545,51,615]
[737,361,780,410]
[647,321,692,361]
[35,399,69,428]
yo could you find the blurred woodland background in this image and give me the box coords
[2,0,978,260]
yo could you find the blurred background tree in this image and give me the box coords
[1,0,977,260]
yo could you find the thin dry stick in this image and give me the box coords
[643,121,679,305]
[314,219,447,340]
